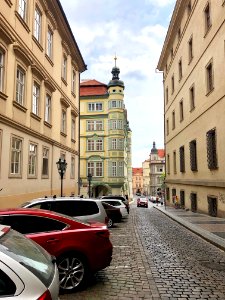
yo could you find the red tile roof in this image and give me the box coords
[80,79,108,96]
[132,168,143,175]
[158,149,165,158]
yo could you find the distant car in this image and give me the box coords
[137,196,148,208]
[99,199,128,218]
[101,202,122,228]
[0,224,59,300]
[136,193,141,196]
[0,208,113,292]
[100,195,130,214]
[149,196,159,203]
[20,197,109,226]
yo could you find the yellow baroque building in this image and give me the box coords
[157,0,225,217]
[79,62,133,199]
[0,0,86,207]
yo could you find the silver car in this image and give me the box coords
[20,197,109,226]
[0,225,59,300]
[99,199,129,218]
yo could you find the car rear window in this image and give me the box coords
[0,228,55,287]
[52,200,99,216]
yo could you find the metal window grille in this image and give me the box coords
[189,140,197,171]
[190,193,197,212]
[179,146,185,172]
[206,129,217,169]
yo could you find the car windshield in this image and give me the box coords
[0,228,54,287]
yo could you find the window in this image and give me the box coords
[165,87,168,104]
[62,55,67,81]
[187,1,192,15]
[173,151,177,174]
[170,48,173,59]
[204,2,211,34]
[189,85,195,111]
[32,83,40,115]
[61,109,66,134]
[189,139,197,171]
[172,110,175,130]
[178,59,182,80]
[109,119,124,130]
[72,70,76,94]
[109,138,124,150]
[10,137,22,175]
[18,0,27,21]
[109,161,124,177]
[167,154,170,174]
[0,49,5,92]
[28,143,37,176]
[178,27,181,40]
[179,99,184,121]
[71,156,75,179]
[88,102,103,111]
[188,36,193,63]
[46,28,53,59]
[206,60,214,93]
[87,161,103,177]
[206,129,217,169]
[166,119,169,136]
[179,146,185,172]
[0,270,16,296]
[171,75,175,94]
[34,6,41,42]
[87,138,103,151]
[87,120,103,131]
[16,67,25,105]
[45,94,51,123]
[71,118,75,141]
[42,147,49,176]
[108,100,123,109]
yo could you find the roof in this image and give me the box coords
[132,168,143,175]
[158,149,165,158]
[80,79,108,96]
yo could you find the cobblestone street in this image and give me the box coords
[61,203,225,300]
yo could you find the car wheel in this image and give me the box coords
[107,218,113,228]
[57,253,87,292]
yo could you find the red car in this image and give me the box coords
[0,208,113,293]
[137,196,148,208]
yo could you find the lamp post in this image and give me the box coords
[56,158,67,197]
[87,173,92,198]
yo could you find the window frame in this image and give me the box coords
[179,99,184,122]
[87,161,103,177]
[45,93,51,124]
[18,0,27,22]
[206,128,217,170]
[205,59,214,94]
[34,5,42,43]
[0,48,5,93]
[10,136,23,177]
[204,2,212,35]
[32,81,40,116]
[189,84,195,111]
[179,145,185,173]
[46,27,53,60]
[28,142,38,178]
[189,139,198,171]
[42,146,49,178]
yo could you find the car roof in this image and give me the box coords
[22,197,103,205]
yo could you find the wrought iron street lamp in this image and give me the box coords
[87,173,92,198]
[56,158,67,197]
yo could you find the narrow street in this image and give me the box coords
[61,201,225,300]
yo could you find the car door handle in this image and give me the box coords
[46,239,59,243]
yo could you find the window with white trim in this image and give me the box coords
[10,137,22,175]
[18,0,27,21]
[109,161,124,177]
[108,100,123,109]
[28,143,37,176]
[61,108,66,134]
[87,120,103,131]
[16,67,25,105]
[45,94,51,123]
[42,147,49,176]
[46,28,53,59]
[62,55,67,81]
[71,118,75,141]
[32,82,40,115]
[87,161,103,177]
[72,70,76,94]
[88,102,103,111]
[0,50,4,92]
[109,119,124,130]
[34,6,41,42]
[109,138,124,150]
[87,138,103,151]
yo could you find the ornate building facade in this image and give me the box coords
[79,61,132,199]
[0,0,86,207]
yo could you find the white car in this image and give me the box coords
[100,199,128,218]
[0,225,59,300]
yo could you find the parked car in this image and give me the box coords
[137,196,148,208]
[20,197,109,226]
[100,195,130,213]
[99,199,128,218]
[0,208,113,292]
[101,202,122,228]
[149,196,159,203]
[0,224,59,300]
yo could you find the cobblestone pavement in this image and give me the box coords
[61,203,225,300]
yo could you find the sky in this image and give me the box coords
[60,0,176,167]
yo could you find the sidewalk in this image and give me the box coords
[154,204,225,251]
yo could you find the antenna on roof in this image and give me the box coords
[114,53,117,67]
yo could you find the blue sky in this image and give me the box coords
[60,0,176,167]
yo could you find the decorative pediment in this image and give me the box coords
[13,43,33,66]
[62,40,71,56]
[46,10,57,30]
[44,78,56,92]
[31,64,45,80]
[60,97,70,108]
[71,109,78,117]
[0,26,15,44]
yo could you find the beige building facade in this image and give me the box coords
[142,159,150,196]
[157,1,225,217]
[132,168,143,195]
[0,0,86,207]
